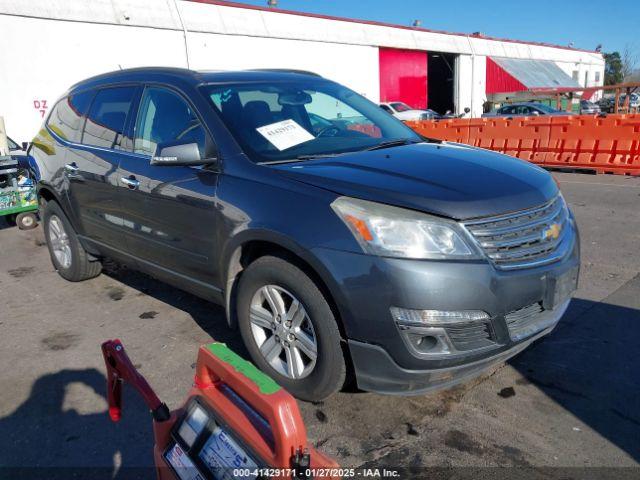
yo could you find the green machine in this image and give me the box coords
[0,156,38,229]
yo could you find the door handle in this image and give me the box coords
[120,176,140,190]
[64,163,79,173]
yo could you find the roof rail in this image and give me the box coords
[248,68,323,77]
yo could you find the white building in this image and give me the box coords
[0,0,605,141]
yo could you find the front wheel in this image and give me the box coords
[237,256,346,401]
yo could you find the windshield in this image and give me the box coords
[534,103,560,113]
[203,80,421,163]
[390,102,412,112]
[7,137,19,150]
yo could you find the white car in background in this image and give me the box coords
[379,102,440,121]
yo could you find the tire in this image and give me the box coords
[43,201,102,282]
[237,256,346,401]
[16,212,38,230]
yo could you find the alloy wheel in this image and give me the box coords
[48,215,72,269]
[249,285,318,379]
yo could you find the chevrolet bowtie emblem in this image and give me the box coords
[542,223,562,241]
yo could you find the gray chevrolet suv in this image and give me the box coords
[31,68,580,401]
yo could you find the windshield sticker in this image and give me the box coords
[256,119,314,151]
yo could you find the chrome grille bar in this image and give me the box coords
[462,196,571,270]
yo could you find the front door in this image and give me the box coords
[116,85,220,288]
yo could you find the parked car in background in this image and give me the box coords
[32,68,580,401]
[579,100,601,115]
[599,95,615,113]
[598,93,639,113]
[379,102,440,121]
[619,93,640,110]
[483,102,574,117]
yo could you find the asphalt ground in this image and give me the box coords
[0,171,639,479]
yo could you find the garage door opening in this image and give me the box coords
[379,48,428,109]
[427,52,456,115]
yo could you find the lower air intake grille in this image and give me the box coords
[444,321,496,351]
[505,303,550,341]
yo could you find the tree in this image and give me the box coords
[621,44,638,81]
[604,52,623,85]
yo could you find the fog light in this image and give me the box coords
[391,307,494,358]
[390,307,490,326]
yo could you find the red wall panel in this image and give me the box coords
[486,57,527,94]
[379,48,428,109]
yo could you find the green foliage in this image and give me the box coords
[604,52,623,85]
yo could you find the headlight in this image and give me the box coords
[331,197,478,259]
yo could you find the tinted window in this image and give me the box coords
[380,105,393,113]
[82,87,136,149]
[534,104,559,114]
[391,102,411,112]
[134,87,206,157]
[46,91,95,142]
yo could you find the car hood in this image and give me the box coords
[273,142,557,220]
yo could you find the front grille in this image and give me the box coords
[444,321,496,351]
[463,196,569,270]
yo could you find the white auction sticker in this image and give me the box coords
[199,427,258,480]
[256,119,315,151]
[165,444,205,480]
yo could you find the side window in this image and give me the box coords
[46,91,95,142]
[82,86,136,149]
[380,105,393,114]
[134,87,206,158]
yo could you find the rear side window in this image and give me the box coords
[134,87,206,157]
[46,91,95,142]
[82,86,136,149]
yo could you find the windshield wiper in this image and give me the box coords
[258,153,343,165]
[365,139,420,151]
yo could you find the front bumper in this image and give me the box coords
[348,300,568,395]
[311,220,580,394]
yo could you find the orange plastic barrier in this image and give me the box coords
[406,114,640,176]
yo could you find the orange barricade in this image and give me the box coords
[406,115,640,176]
[545,115,640,174]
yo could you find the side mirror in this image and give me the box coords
[151,141,215,167]
[21,141,29,151]
[464,107,471,114]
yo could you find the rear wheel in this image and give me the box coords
[16,212,38,230]
[43,201,102,281]
[237,256,346,401]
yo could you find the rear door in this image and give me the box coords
[115,85,220,287]
[64,85,138,250]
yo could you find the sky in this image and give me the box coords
[229,0,638,54]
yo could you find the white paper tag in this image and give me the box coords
[199,427,258,479]
[256,119,315,151]
[165,444,205,480]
